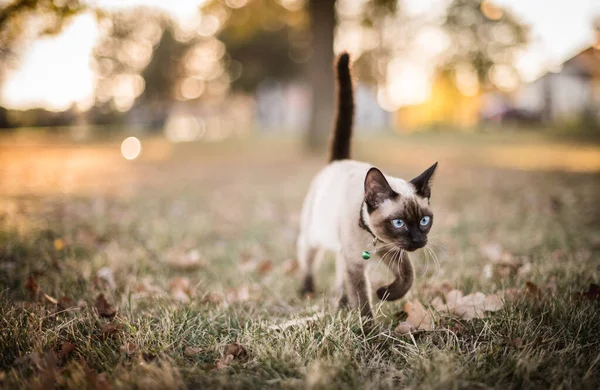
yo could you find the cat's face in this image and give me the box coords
[363,163,437,251]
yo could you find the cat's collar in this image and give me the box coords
[358,201,376,239]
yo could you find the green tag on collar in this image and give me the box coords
[362,251,371,260]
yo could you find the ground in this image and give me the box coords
[1,131,599,389]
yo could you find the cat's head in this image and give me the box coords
[362,163,438,251]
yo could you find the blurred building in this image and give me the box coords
[482,45,600,126]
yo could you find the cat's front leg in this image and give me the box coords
[343,260,373,318]
[377,250,414,301]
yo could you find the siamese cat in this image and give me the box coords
[297,53,438,318]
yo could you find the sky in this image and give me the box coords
[1,0,599,111]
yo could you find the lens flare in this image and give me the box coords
[121,136,141,160]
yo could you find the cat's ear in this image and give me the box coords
[364,167,397,210]
[410,162,438,199]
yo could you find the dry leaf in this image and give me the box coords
[395,300,434,334]
[281,259,299,275]
[169,277,193,304]
[257,260,273,276]
[96,267,116,291]
[58,342,76,361]
[101,323,122,339]
[216,343,248,369]
[432,289,504,320]
[167,249,207,270]
[120,343,137,356]
[525,281,542,297]
[225,285,250,303]
[133,278,165,298]
[57,296,76,311]
[25,275,40,299]
[94,294,117,318]
[183,346,201,357]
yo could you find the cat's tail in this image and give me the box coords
[329,52,354,162]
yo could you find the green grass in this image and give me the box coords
[1,133,599,389]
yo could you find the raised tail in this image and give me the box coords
[328,52,354,162]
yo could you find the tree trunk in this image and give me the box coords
[305,0,336,152]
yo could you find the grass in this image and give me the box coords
[1,131,600,389]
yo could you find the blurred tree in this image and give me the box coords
[0,0,86,86]
[443,0,528,87]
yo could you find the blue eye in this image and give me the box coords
[392,219,405,228]
[420,216,431,226]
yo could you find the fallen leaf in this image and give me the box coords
[25,275,40,299]
[120,342,137,356]
[431,289,504,320]
[480,243,531,279]
[96,267,116,291]
[94,294,117,318]
[58,342,76,361]
[169,277,193,304]
[133,278,165,298]
[183,346,202,357]
[525,281,542,297]
[85,367,110,390]
[101,323,122,339]
[225,285,250,303]
[257,260,273,276]
[281,259,299,275]
[57,296,76,311]
[395,300,434,334]
[216,343,248,369]
[167,249,207,270]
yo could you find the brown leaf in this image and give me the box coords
[25,275,40,299]
[169,277,193,304]
[86,368,111,390]
[133,278,165,298]
[395,300,434,334]
[183,346,202,357]
[215,343,248,369]
[257,260,273,276]
[94,294,117,318]
[525,281,542,297]
[281,259,299,275]
[120,342,137,356]
[167,249,207,270]
[225,285,250,303]
[58,342,76,361]
[101,323,122,339]
[58,296,76,311]
[431,289,504,320]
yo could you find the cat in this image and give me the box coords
[297,52,438,318]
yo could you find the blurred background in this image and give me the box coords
[1,0,599,141]
[1,0,600,196]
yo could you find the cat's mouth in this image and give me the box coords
[402,241,427,252]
